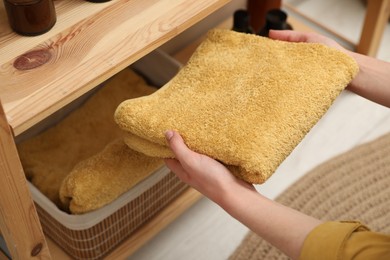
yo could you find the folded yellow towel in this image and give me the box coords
[114,29,359,184]
[17,69,157,208]
[60,139,163,214]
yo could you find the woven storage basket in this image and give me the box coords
[31,168,187,259]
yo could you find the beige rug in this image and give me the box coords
[230,132,390,260]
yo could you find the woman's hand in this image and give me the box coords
[269,30,344,51]
[269,30,390,108]
[164,130,255,205]
[164,130,322,260]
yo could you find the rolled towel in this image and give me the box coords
[59,139,163,214]
[18,69,157,208]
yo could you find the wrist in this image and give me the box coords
[217,182,263,216]
[345,51,390,107]
[345,50,364,90]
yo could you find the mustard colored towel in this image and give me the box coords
[114,29,359,184]
[18,69,156,208]
[60,139,163,214]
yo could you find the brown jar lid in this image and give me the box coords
[4,0,57,36]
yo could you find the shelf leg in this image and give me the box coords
[357,0,390,57]
[0,101,51,259]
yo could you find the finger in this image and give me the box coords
[165,130,197,163]
[268,30,309,42]
[164,158,190,183]
[165,130,212,175]
[164,158,184,175]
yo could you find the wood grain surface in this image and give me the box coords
[0,102,51,259]
[0,0,228,136]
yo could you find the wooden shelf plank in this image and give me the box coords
[0,0,228,136]
[0,102,51,259]
[357,0,390,56]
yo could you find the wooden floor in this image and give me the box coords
[127,1,390,259]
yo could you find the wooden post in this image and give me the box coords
[0,101,51,259]
[357,0,390,56]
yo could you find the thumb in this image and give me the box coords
[165,130,193,161]
[269,30,308,43]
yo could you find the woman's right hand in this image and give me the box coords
[268,30,345,51]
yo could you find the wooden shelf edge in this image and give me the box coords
[0,101,51,259]
[0,0,229,136]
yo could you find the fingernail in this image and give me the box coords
[165,130,174,140]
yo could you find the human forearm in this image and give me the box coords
[346,51,390,108]
[220,186,322,260]
[165,130,322,259]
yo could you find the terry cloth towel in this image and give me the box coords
[60,139,163,214]
[230,132,390,259]
[17,69,157,208]
[114,29,359,184]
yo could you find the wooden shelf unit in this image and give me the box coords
[1,0,388,258]
[0,0,228,259]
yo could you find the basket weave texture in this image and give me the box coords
[37,172,188,260]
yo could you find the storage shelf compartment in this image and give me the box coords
[18,47,191,259]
